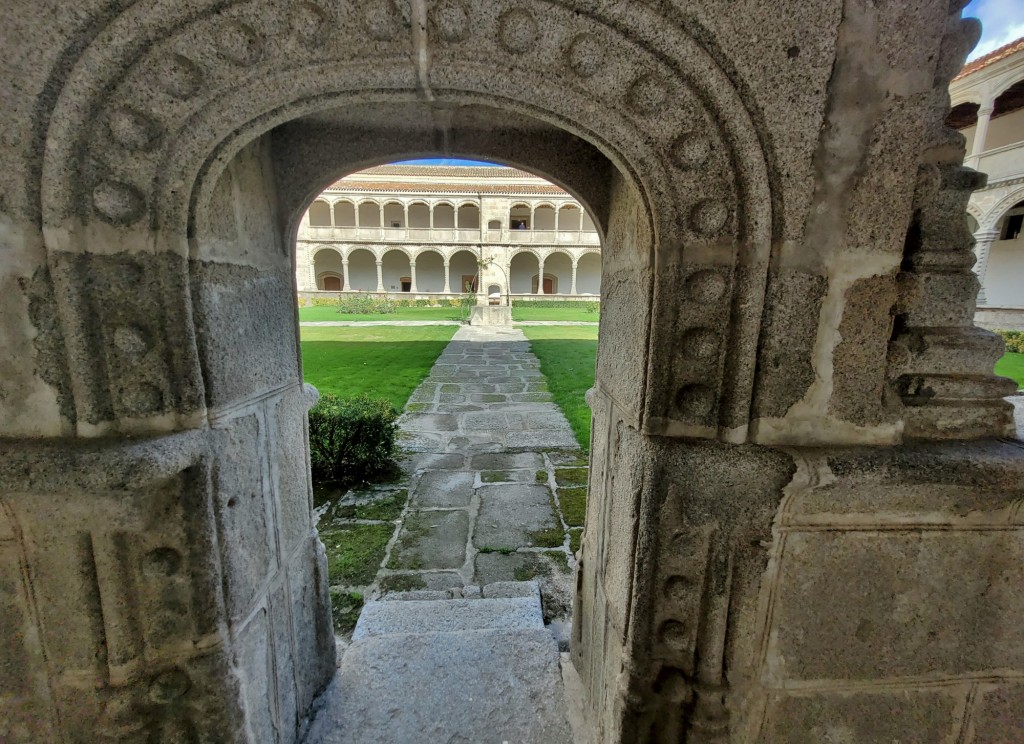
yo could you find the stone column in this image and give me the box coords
[537,256,545,295]
[375,259,384,293]
[409,259,417,294]
[973,228,999,305]
[342,257,350,291]
[571,259,578,295]
[443,259,451,295]
[967,104,993,170]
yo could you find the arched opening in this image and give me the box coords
[433,202,455,229]
[457,203,480,229]
[985,199,1024,307]
[408,202,430,228]
[309,199,331,226]
[576,252,602,295]
[582,211,596,232]
[313,248,344,290]
[534,204,556,232]
[381,249,412,292]
[488,219,501,230]
[967,214,979,234]
[487,283,502,305]
[383,201,404,228]
[543,252,573,294]
[347,248,378,291]
[334,200,356,227]
[557,205,581,232]
[988,79,1024,151]
[415,250,445,293]
[358,200,381,227]
[509,203,531,231]
[449,249,480,293]
[510,251,540,294]
[532,273,557,294]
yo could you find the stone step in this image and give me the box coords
[353,584,544,639]
[304,628,571,744]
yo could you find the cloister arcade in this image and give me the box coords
[295,164,603,299]
[947,36,1024,328]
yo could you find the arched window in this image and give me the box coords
[457,203,480,229]
[433,203,455,228]
[408,202,430,228]
[534,205,556,231]
[383,202,404,227]
[308,200,331,226]
[358,201,381,227]
[488,219,502,230]
[509,204,531,230]
[557,204,581,231]
[333,201,355,226]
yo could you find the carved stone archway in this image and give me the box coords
[4,1,1023,743]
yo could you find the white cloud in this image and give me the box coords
[964,0,1024,60]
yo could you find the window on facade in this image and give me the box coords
[534,205,556,230]
[458,203,480,229]
[308,200,331,226]
[358,201,381,227]
[434,203,455,228]
[488,219,501,230]
[383,202,404,227]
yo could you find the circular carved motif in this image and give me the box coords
[658,619,689,654]
[431,0,470,42]
[690,199,729,237]
[143,547,183,577]
[107,108,162,152]
[670,132,712,171]
[679,328,720,360]
[218,21,264,66]
[154,54,202,100]
[149,668,191,703]
[566,34,604,77]
[498,8,538,53]
[664,575,693,603]
[92,180,145,225]
[675,383,715,419]
[365,0,404,41]
[291,1,330,45]
[627,73,668,115]
[681,269,727,303]
[113,326,150,359]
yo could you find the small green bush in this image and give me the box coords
[308,393,399,483]
[335,295,397,315]
[995,329,1024,354]
[312,296,340,306]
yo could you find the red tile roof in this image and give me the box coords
[954,35,1024,82]
[328,181,567,195]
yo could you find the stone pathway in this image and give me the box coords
[315,325,589,634]
[299,319,598,326]
[305,326,589,742]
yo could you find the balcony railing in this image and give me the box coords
[302,225,601,245]
[972,139,1024,183]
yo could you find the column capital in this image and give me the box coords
[975,228,1000,241]
[978,104,995,117]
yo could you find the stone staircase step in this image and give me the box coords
[353,595,543,639]
[304,628,571,744]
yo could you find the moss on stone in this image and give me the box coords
[329,589,364,635]
[569,529,583,554]
[558,487,587,527]
[378,574,427,592]
[529,526,565,548]
[535,469,548,483]
[555,467,589,487]
[353,490,407,521]
[320,523,393,586]
[481,470,513,483]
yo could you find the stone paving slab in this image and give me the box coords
[411,471,474,507]
[388,510,469,570]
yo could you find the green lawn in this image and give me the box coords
[512,305,600,322]
[299,305,463,322]
[996,352,1024,389]
[298,304,601,323]
[300,325,457,410]
[521,325,598,450]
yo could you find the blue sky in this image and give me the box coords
[399,158,499,167]
[965,0,1024,60]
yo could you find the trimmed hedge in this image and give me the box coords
[511,299,599,313]
[995,329,1024,354]
[308,394,399,483]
